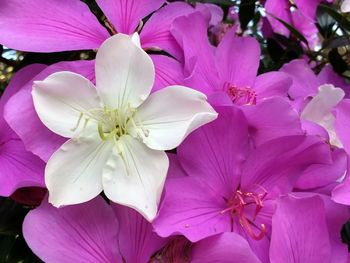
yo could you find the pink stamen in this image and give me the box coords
[220,188,268,240]
[223,82,257,105]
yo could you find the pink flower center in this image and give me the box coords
[223,82,257,105]
[220,188,267,240]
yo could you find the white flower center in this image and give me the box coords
[72,104,150,144]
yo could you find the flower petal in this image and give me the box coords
[102,135,168,221]
[318,65,350,98]
[177,106,250,197]
[241,135,332,194]
[112,204,168,262]
[242,97,303,146]
[341,0,350,12]
[153,176,229,242]
[0,138,45,196]
[253,72,291,101]
[192,233,261,263]
[0,0,109,52]
[215,32,260,89]
[280,59,320,99]
[334,99,350,153]
[294,0,320,20]
[265,0,292,36]
[151,55,185,92]
[23,197,120,263]
[96,0,165,35]
[270,195,331,263]
[0,64,46,111]
[140,2,194,59]
[171,11,219,94]
[5,60,95,162]
[95,34,155,109]
[301,84,345,147]
[131,86,217,151]
[32,72,101,138]
[46,135,114,207]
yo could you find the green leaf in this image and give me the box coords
[328,48,348,74]
[266,12,308,45]
[0,235,43,263]
[0,198,28,235]
[318,4,350,31]
[239,0,256,30]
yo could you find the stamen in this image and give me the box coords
[70,112,83,132]
[223,82,257,105]
[220,188,268,240]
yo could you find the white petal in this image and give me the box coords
[46,134,114,207]
[102,135,168,221]
[301,84,345,147]
[130,85,218,151]
[32,72,101,138]
[341,0,350,12]
[95,34,155,109]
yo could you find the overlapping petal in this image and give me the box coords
[32,72,101,138]
[95,34,155,109]
[0,0,109,52]
[103,135,168,221]
[132,86,217,151]
[23,197,120,263]
[46,135,114,207]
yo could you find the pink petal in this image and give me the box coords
[153,176,230,242]
[0,0,109,52]
[178,106,250,197]
[191,233,261,263]
[171,11,219,94]
[265,0,292,36]
[195,3,224,26]
[4,60,95,162]
[140,2,194,59]
[0,138,45,196]
[0,64,46,111]
[0,65,46,196]
[23,197,121,263]
[241,135,332,194]
[296,148,347,190]
[215,32,260,89]
[253,72,291,101]
[151,55,185,92]
[280,59,320,99]
[270,195,332,263]
[294,0,321,20]
[113,204,168,263]
[96,0,165,35]
[242,98,303,146]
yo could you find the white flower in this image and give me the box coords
[341,0,350,13]
[301,84,345,147]
[32,34,217,221]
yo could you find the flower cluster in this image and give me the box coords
[0,0,350,262]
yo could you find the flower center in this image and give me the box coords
[220,188,267,240]
[71,105,149,144]
[223,82,257,105]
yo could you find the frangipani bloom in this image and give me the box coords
[32,34,217,221]
[23,196,261,263]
